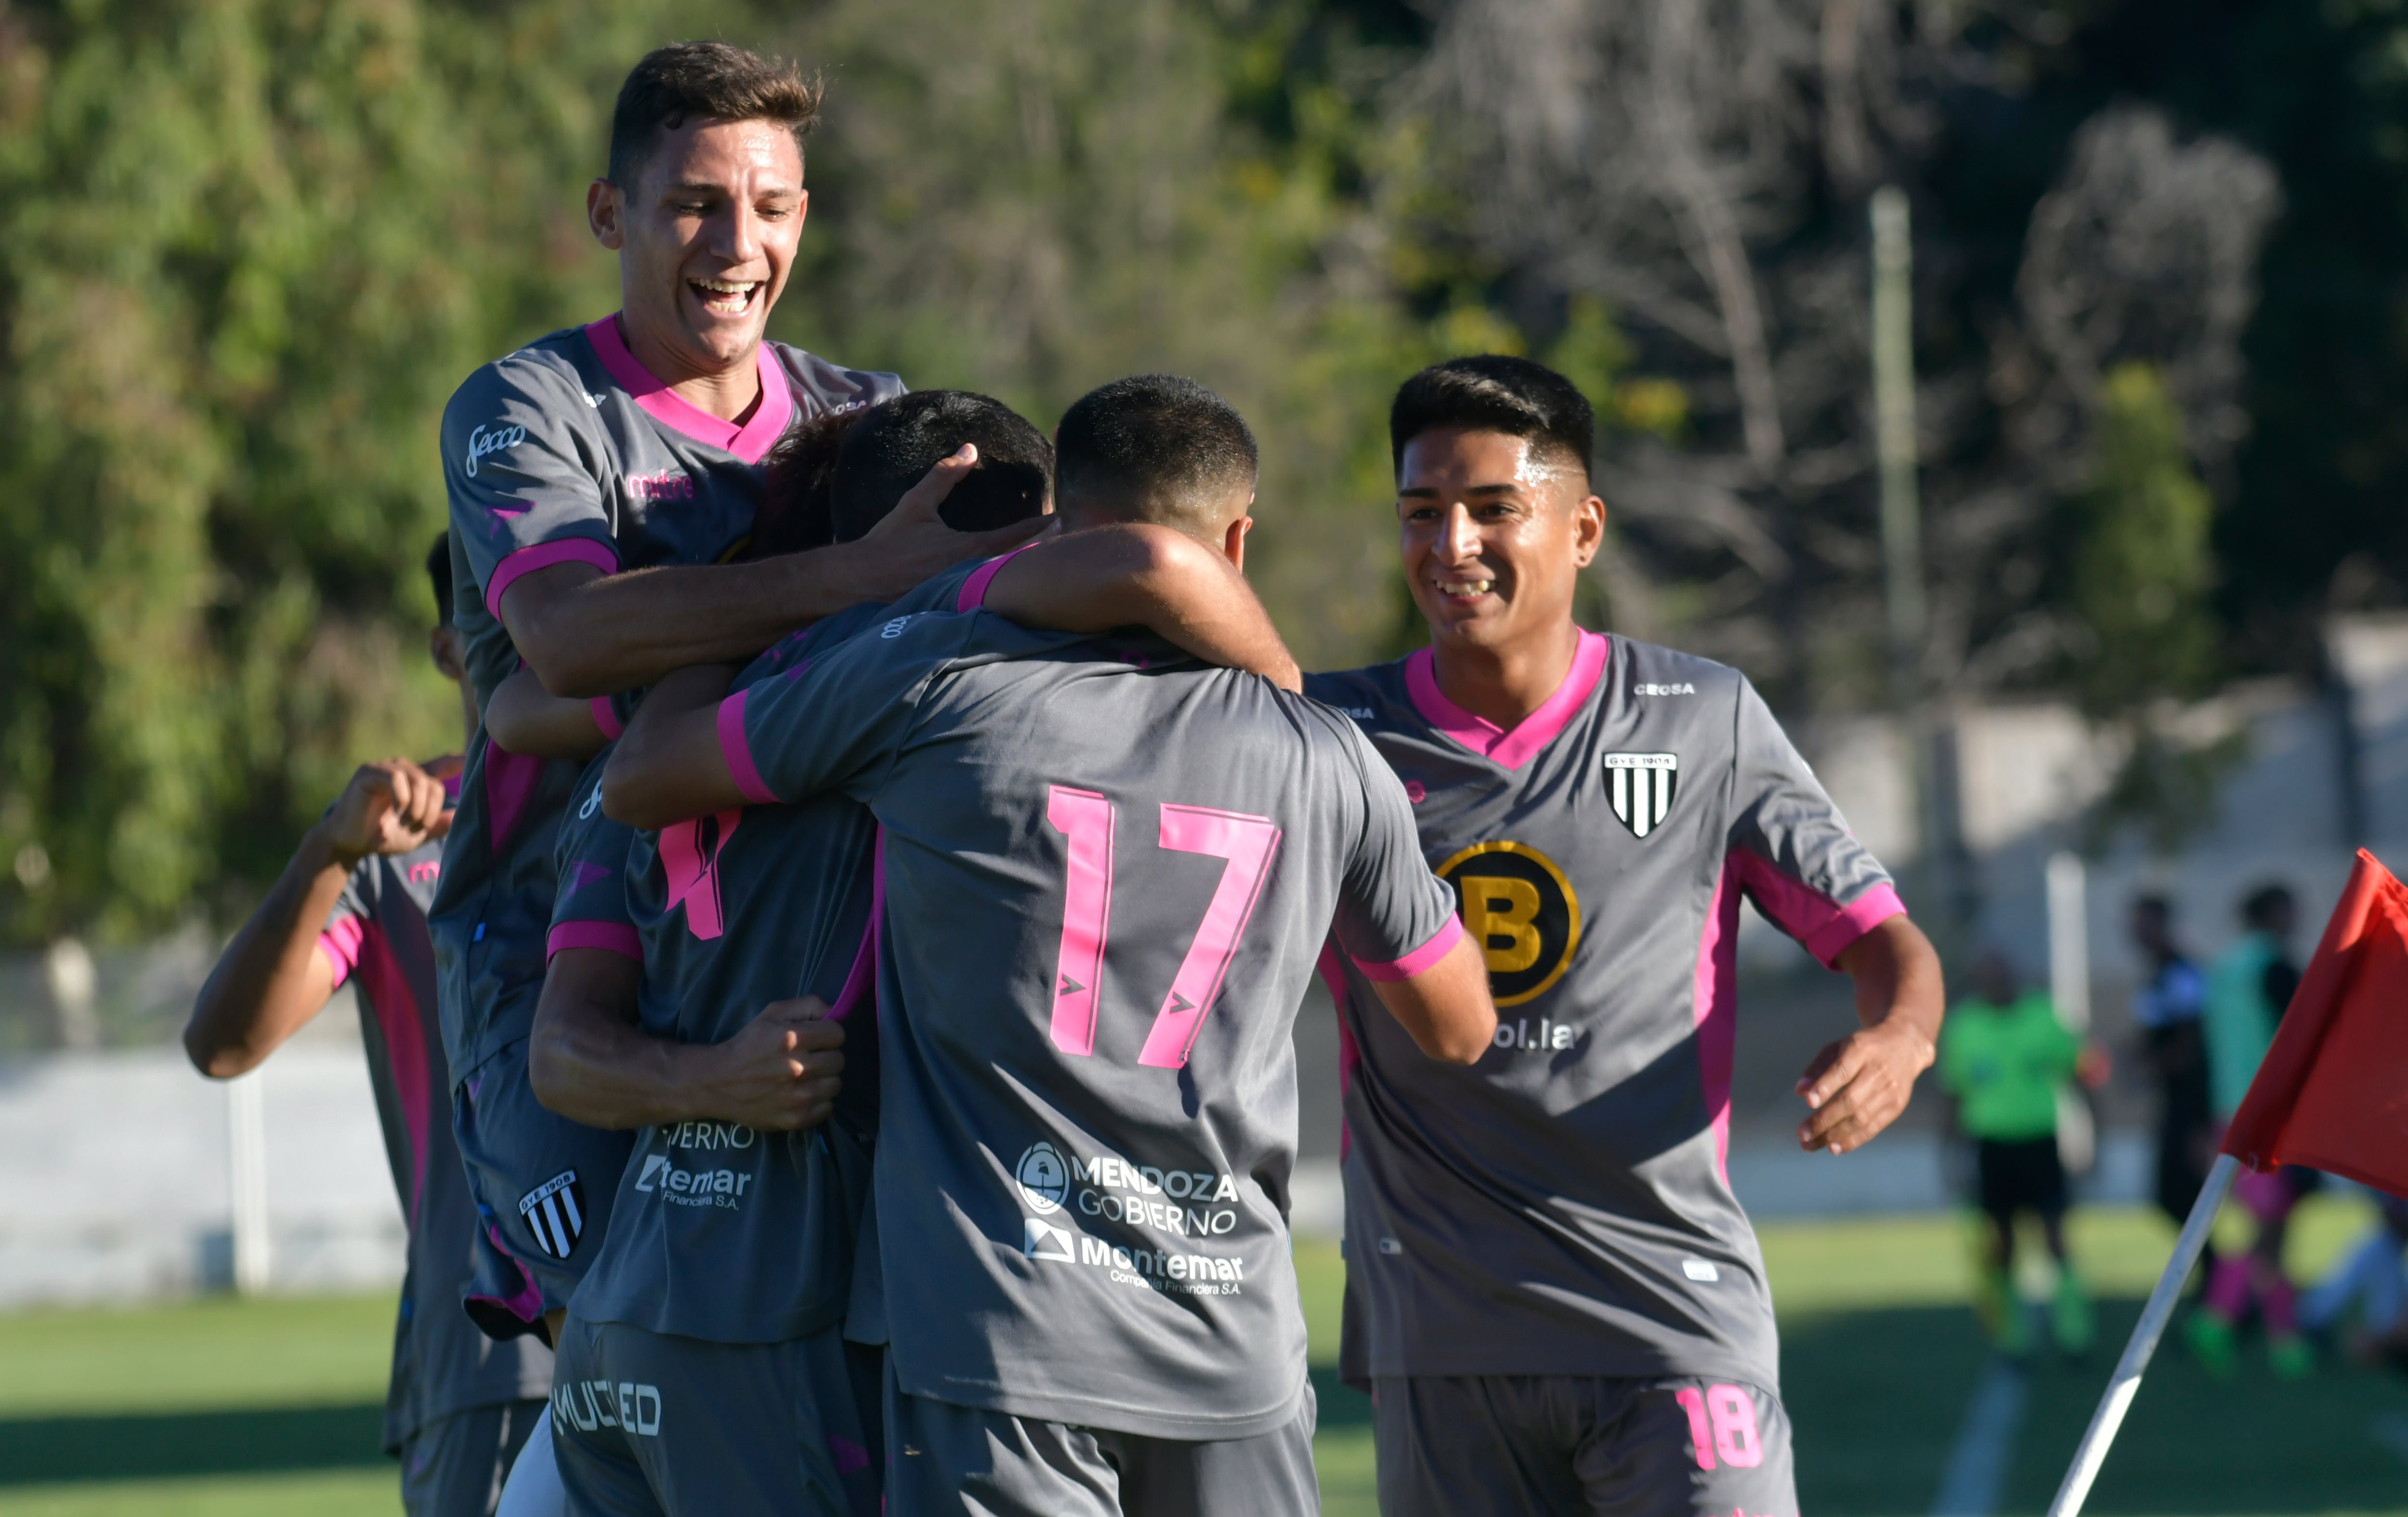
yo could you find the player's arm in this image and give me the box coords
[1797,915,1944,1154]
[976,525,1302,691]
[527,964,845,1132]
[184,758,455,1078]
[599,664,744,830]
[484,668,625,761]
[499,484,1041,699]
[1363,928,1495,1064]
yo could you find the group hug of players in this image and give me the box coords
[184,39,1947,1517]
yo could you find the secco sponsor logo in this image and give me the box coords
[552,1379,661,1438]
[880,615,918,639]
[463,423,525,477]
[634,1153,754,1209]
[1066,1151,1241,1239]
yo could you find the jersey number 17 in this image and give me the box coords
[1045,785,1283,1070]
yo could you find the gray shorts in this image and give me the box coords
[1372,1374,1796,1517]
[885,1365,1318,1517]
[548,1312,880,1517]
[454,1038,636,1328]
[400,1399,549,1517]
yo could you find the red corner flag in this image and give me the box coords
[2220,849,2408,1199]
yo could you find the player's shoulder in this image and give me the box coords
[443,328,597,437]
[1608,635,1746,702]
[768,342,906,421]
[732,602,894,692]
[1302,657,1413,727]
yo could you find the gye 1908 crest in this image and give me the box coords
[1603,752,1679,838]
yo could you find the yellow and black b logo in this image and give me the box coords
[1434,841,1581,1006]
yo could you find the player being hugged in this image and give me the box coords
[1308,357,1945,1517]
[605,377,1498,1515]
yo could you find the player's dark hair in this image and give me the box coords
[1389,355,1595,478]
[753,410,852,557]
[828,392,1053,543]
[2241,883,2295,929]
[607,42,823,190]
[426,532,453,625]
[1054,375,1257,538]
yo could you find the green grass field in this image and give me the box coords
[0,1202,2399,1514]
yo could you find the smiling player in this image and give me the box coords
[430,42,1042,1353]
[1308,357,1946,1517]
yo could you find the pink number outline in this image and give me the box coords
[1045,787,1116,1057]
[1138,805,1284,1069]
[1042,790,1283,1069]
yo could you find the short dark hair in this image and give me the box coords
[829,391,1053,543]
[754,411,853,557]
[1389,355,1595,477]
[426,532,453,626]
[2242,883,2295,930]
[607,42,823,190]
[1054,375,1258,537]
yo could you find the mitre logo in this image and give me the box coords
[1434,841,1582,1007]
[1603,752,1679,839]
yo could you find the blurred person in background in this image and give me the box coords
[2301,1192,2408,1372]
[2188,882,2312,1379]
[183,534,553,1517]
[1937,950,2103,1359]
[2129,894,2215,1286]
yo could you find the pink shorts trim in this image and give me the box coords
[546,921,641,962]
[1353,914,1465,982]
[589,697,624,741]
[484,537,619,619]
[717,689,780,805]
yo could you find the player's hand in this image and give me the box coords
[702,996,846,1131]
[849,444,1048,600]
[315,758,455,865]
[1794,1018,1933,1154]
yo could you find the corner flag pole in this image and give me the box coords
[2044,1152,2238,1517]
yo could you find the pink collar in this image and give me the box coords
[1404,628,1610,771]
[584,316,793,464]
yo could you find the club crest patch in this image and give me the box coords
[518,1170,586,1258]
[1604,752,1679,838]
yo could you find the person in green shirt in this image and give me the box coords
[1939,951,2098,1357]
[2187,882,2315,1380]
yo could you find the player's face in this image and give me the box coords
[590,118,807,376]
[1397,428,1603,654]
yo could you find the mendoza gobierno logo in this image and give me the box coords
[1435,840,1583,1007]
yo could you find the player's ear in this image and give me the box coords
[589,178,626,251]
[430,626,467,684]
[1569,488,1605,570]
[1223,513,1253,573]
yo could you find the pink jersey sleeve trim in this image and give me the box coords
[716,689,781,805]
[956,541,1045,612]
[316,915,366,991]
[484,537,619,619]
[584,317,795,464]
[589,696,624,741]
[546,921,641,962]
[1732,849,1907,969]
[1352,913,1465,982]
[1402,629,1610,772]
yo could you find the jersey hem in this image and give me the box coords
[893,1361,1309,1442]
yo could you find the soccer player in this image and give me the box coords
[184,535,553,1517]
[1937,950,2096,1357]
[604,375,1499,1514]
[432,41,1042,1343]
[1307,357,1945,1517]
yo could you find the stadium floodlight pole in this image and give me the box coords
[2044,1152,2239,1517]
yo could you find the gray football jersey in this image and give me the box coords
[430,320,903,1086]
[1306,631,1905,1390]
[571,607,885,1346]
[320,824,553,1451]
[724,612,1462,1440]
